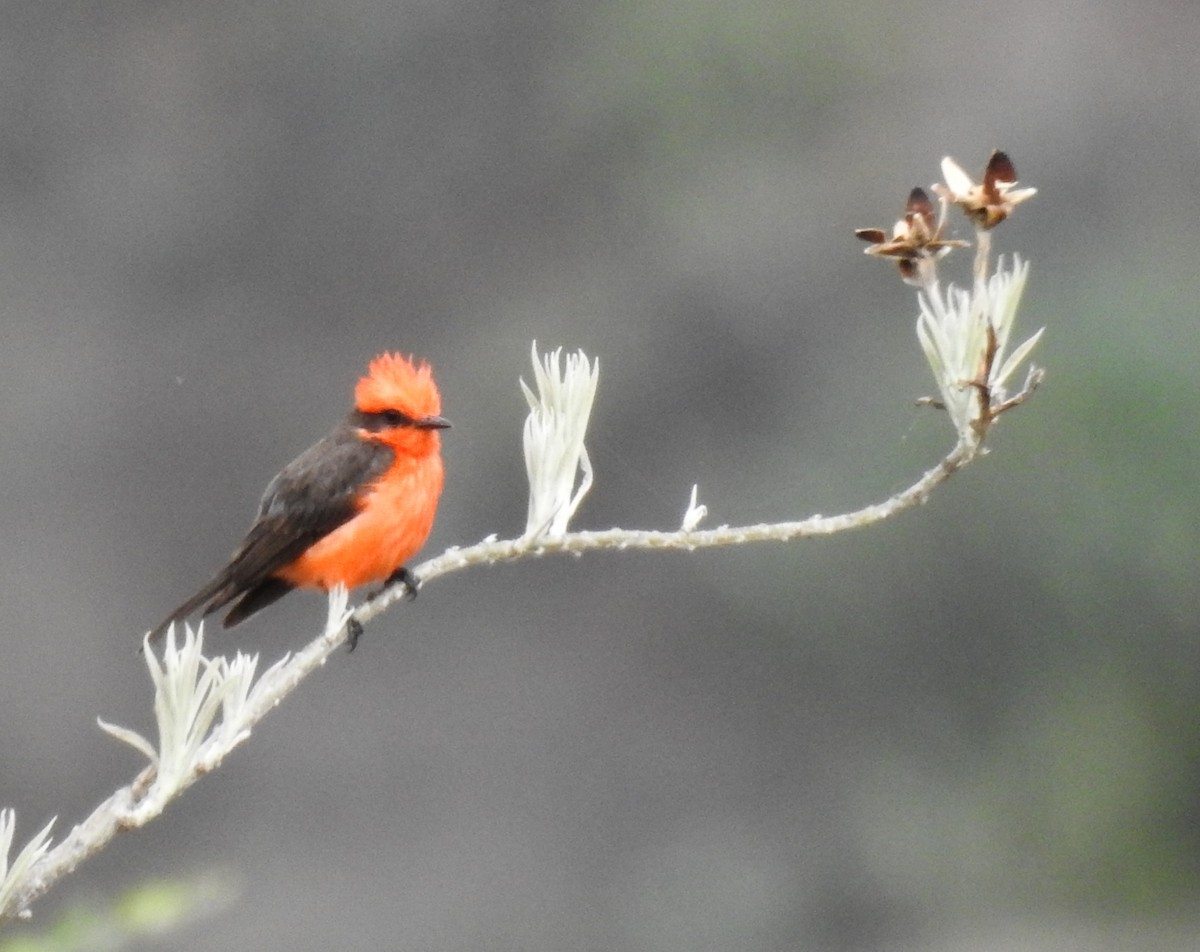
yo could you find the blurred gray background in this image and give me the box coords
[1,1,1198,949]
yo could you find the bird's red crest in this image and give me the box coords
[355,352,442,417]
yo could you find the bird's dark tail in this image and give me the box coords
[147,575,238,644]
[147,574,297,645]
[222,577,294,628]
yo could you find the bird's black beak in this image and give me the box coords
[416,414,452,430]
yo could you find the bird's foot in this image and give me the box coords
[352,569,419,651]
[370,566,420,602]
[346,617,363,652]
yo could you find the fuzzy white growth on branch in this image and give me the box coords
[97,626,291,825]
[0,810,54,920]
[521,342,599,538]
[681,485,707,532]
[917,256,1043,443]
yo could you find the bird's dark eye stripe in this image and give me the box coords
[349,409,416,431]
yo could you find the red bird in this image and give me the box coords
[150,353,449,644]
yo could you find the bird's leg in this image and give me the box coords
[395,566,421,601]
[346,617,364,652]
[351,569,419,652]
[370,566,420,602]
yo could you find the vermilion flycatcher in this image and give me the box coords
[150,352,449,642]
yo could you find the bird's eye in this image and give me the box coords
[349,408,415,432]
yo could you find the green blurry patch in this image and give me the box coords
[0,871,239,952]
[1007,667,1200,908]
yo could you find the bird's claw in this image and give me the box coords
[352,569,420,652]
[371,566,419,602]
[346,618,363,652]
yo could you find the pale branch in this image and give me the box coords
[381,438,983,611]
[3,430,992,922]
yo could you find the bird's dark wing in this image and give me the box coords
[148,425,393,641]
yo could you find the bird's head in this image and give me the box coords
[351,352,450,454]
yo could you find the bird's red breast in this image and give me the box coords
[274,424,445,590]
